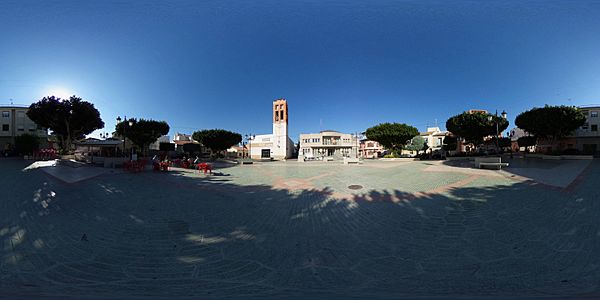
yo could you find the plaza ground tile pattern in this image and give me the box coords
[1,159,600,299]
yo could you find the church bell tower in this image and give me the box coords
[272,99,289,159]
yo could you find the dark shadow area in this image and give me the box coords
[1,159,600,299]
[442,158,595,189]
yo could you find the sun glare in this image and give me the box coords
[43,88,74,100]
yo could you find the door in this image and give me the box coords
[261,149,270,158]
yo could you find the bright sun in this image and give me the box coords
[43,87,74,99]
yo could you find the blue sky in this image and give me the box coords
[1,0,599,141]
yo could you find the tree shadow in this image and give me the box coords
[1,159,599,298]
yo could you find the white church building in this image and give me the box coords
[249,99,295,160]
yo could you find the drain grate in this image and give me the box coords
[348,185,363,190]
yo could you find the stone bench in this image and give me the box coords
[474,157,509,169]
[343,157,361,165]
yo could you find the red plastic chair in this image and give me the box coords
[160,162,170,171]
[196,163,212,174]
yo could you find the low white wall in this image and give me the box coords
[524,154,593,160]
[378,158,419,161]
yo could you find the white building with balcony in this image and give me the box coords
[299,130,358,159]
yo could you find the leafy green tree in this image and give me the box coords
[442,135,458,151]
[365,123,419,154]
[115,118,170,156]
[515,105,586,147]
[446,112,509,146]
[192,129,242,155]
[27,95,104,153]
[404,135,426,156]
[14,134,40,155]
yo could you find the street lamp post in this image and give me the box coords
[128,120,134,160]
[117,116,134,160]
[116,116,124,157]
[488,110,507,154]
[244,134,254,160]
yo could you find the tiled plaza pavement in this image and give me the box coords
[1,158,600,299]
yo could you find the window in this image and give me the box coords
[2,124,8,131]
[1,111,8,118]
[583,123,589,130]
[29,127,36,132]
[592,111,599,118]
[592,125,598,132]
[17,125,24,132]
[17,111,25,118]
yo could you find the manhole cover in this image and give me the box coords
[348,185,363,190]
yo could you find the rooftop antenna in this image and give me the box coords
[10,98,13,105]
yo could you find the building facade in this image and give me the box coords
[508,127,534,152]
[523,106,599,156]
[420,127,449,153]
[149,135,171,150]
[359,140,384,158]
[226,145,248,158]
[574,105,600,155]
[249,99,294,160]
[299,130,358,159]
[1,105,48,153]
[398,127,449,157]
